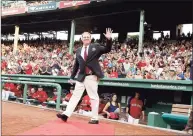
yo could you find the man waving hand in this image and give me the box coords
[57,28,113,124]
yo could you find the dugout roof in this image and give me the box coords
[1,0,192,35]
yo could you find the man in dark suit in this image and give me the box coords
[57,28,113,124]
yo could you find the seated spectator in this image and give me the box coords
[109,67,118,78]
[62,86,74,106]
[47,88,59,103]
[176,67,185,80]
[40,63,52,75]
[103,93,121,120]
[77,94,92,115]
[51,58,61,76]
[128,61,137,75]
[126,92,145,124]
[126,71,134,79]
[12,84,23,97]
[32,86,48,104]
[103,69,110,78]
[184,70,191,80]
[144,70,155,79]
[117,63,126,78]
[157,57,165,76]
[137,57,147,71]
[27,87,34,97]
[2,82,16,101]
[24,61,33,75]
[159,72,166,80]
[134,70,143,79]
[123,58,130,73]
[33,64,40,75]
[167,68,178,80]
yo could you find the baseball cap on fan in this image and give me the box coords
[38,85,43,89]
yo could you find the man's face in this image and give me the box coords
[135,92,140,99]
[38,88,43,91]
[31,88,35,93]
[169,70,175,76]
[81,32,91,46]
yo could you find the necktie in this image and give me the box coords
[84,47,91,74]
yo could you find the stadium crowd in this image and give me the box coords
[1,1,52,9]
[1,34,192,133]
[1,34,192,80]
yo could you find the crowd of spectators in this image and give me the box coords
[27,1,53,6]
[1,34,192,81]
[2,1,26,10]
[2,1,53,10]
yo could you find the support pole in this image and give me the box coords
[69,20,76,55]
[23,84,28,104]
[13,25,19,55]
[138,10,145,54]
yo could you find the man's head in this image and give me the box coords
[53,88,57,95]
[169,68,176,76]
[135,92,140,99]
[125,58,129,63]
[38,86,43,91]
[81,32,91,46]
[31,88,35,93]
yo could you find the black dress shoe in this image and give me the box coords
[88,120,99,124]
[56,113,68,122]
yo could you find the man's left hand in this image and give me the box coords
[103,28,113,40]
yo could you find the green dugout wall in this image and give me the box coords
[2,74,193,114]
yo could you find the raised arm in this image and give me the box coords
[98,28,113,54]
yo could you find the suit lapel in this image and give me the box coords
[87,44,93,61]
[77,47,84,61]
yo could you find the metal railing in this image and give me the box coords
[1,80,62,111]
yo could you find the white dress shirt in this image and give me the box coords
[81,45,89,60]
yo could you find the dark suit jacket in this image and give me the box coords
[70,39,112,82]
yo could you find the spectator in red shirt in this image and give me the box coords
[24,61,33,75]
[109,67,118,78]
[103,93,121,120]
[1,60,7,69]
[103,58,109,68]
[2,83,16,100]
[27,87,36,99]
[137,58,147,70]
[126,92,145,124]
[12,84,23,97]
[62,86,74,105]
[77,94,91,113]
[47,88,58,103]
[32,86,48,103]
